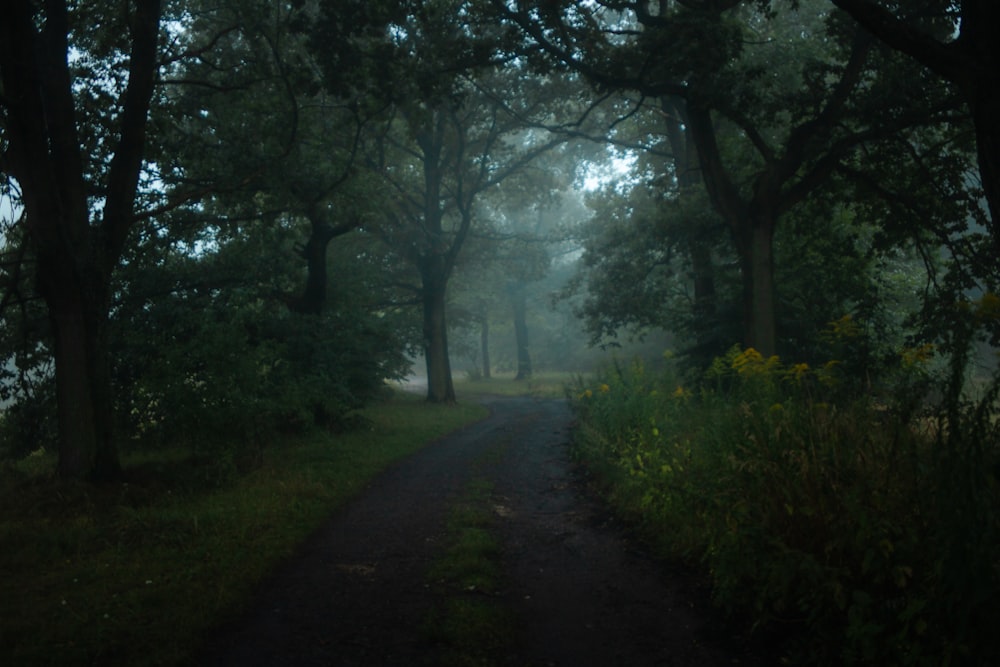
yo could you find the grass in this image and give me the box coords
[423,476,515,667]
[0,391,488,667]
[454,370,584,399]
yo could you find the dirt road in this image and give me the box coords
[192,396,759,666]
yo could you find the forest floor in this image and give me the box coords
[190,394,768,666]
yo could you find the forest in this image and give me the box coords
[1,0,999,665]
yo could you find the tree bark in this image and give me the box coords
[684,101,779,355]
[290,209,359,315]
[479,303,492,379]
[740,221,777,357]
[37,254,120,480]
[968,82,1000,249]
[291,219,339,315]
[664,96,718,355]
[421,257,456,403]
[510,283,532,380]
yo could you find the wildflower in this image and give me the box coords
[731,347,763,371]
[672,385,688,399]
[599,383,610,393]
[731,347,781,377]
[787,362,810,382]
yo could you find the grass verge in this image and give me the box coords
[0,392,488,667]
[454,371,583,399]
[423,477,515,667]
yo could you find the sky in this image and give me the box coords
[579,152,637,192]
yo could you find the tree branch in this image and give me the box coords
[830,0,964,81]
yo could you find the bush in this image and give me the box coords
[116,301,408,458]
[571,343,1000,665]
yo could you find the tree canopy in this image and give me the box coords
[0,0,994,478]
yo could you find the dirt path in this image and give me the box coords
[192,396,760,666]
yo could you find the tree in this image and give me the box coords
[0,0,162,480]
[498,0,961,356]
[157,0,386,317]
[830,0,1000,247]
[308,1,570,402]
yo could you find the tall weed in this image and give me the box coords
[571,342,1000,665]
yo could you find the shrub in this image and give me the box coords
[571,343,1000,665]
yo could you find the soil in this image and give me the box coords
[191,395,766,666]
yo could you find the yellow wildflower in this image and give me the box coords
[790,362,809,380]
[732,347,781,377]
[731,347,763,370]
[599,383,610,393]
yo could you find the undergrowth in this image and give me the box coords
[0,392,488,666]
[571,335,1000,665]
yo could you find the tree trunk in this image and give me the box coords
[511,284,532,380]
[968,88,1000,252]
[479,305,491,379]
[688,239,719,353]
[421,260,455,403]
[293,221,337,315]
[665,96,719,355]
[38,256,120,481]
[739,221,777,357]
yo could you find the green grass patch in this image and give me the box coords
[423,477,515,667]
[455,371,584,399]
[0,392,488,667]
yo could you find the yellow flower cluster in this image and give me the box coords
[731,347,782,377]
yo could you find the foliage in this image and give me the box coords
[0,393,488,666]
[571,334,1000,665]
[110,221,413,464]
